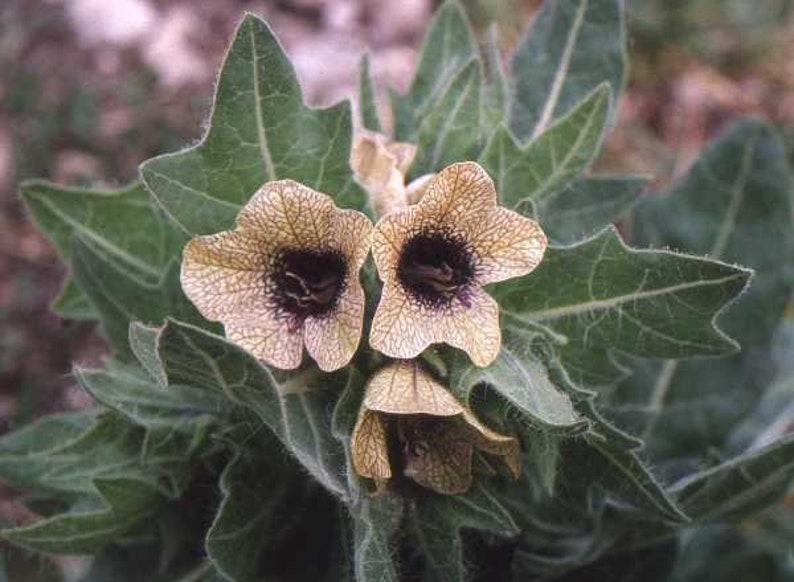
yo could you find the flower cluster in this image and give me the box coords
[181,140,547,495]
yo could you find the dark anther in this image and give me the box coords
[397,232,474,307]
[397,416,446,458]
[271,249,346,323]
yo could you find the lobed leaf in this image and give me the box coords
[70,235,207,357]
[77,362,228,431]
[152,319,350,499]
[20,180,185,319]
[479,84,611,211]
[495,227,750,393]
[352,494,403,582]
[390,0,478,142]
[358,55,382,132]
[410,481,519,582]
[205,436,312,582]
[140,14,365,235]
[538,176,647,244]
[671,434,794,523]
[509,0,626,141]
[410,60,482,177]
[2,477,163,555]
[613,120,793,463]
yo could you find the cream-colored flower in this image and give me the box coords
[351,360,520,495]
[351,131,417,218]
[369,161,547,367]
[181,180,372,372]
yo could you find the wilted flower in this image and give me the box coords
[181,180,372,372]
[351,360,520,495]
[351,131,417,218]
[369,162,547,367]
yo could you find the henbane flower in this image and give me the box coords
[181,180,372,372]
[369,161,548,367]
[351,131,417,218]
[351,360,520,495]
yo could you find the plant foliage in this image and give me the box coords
[4,2,793,580]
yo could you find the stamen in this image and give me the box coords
[397,232,475,307]
[271,249,346,322]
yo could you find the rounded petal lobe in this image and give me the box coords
[236,180,334,249]
[332,208,373,270]
[370,285,502,367]
[415,162,497,232]
[371,207,417,284]
[369,282,432,361]
[304,280,365,372]
[224,313,303,370]
[181,231,270,321]
[363,360,462,416]
[351,409,392,491]
[474,208,547,284]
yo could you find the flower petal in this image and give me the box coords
[224,312,304,370]
[236,180,334,249]
[363,360,462,416]
[403,421,474,495]
[351,408,392,492]
[370,285,501,367]
[332,208,374,270]
[370,206,418,283]
[181,230,271,320]
[304,279,365,372]
[415,162,497,233]
[473,207,547,284]
[352,133,414,218]
[460,408,521,479]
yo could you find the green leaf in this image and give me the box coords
[77,362,229,430]
[52,278,95,319]
[495,227,751,371]
[410,481,519,582]
[140,14,365,235]
[479,84,611,210]
[206,435,310,582]
[70,235,207,357]
[153,319,349,499]
[0,410,95,460]
[0,412,191,499]
[539,346,688,523]
[728,321,794,453]
[330,368,404,582]
[20,180,185,319]
[2,477,162,555]
[509,0,626,141]
[447,330,585,434]
[538,176,647,244]
[390,0,478,142]
[671,434,794,523]
[129,322,168,386]
[410,60,482,177]
[616,120,794,462]
[352,494,404,582]
[358,55,381,132]
[480,25,509,134]
[668,524,794,582]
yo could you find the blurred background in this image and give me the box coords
[0,0,792,572]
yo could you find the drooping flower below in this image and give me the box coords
[181,180,372,372]
[369,161,548,367]
[351,360,520,495]
[351,131,417,218]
